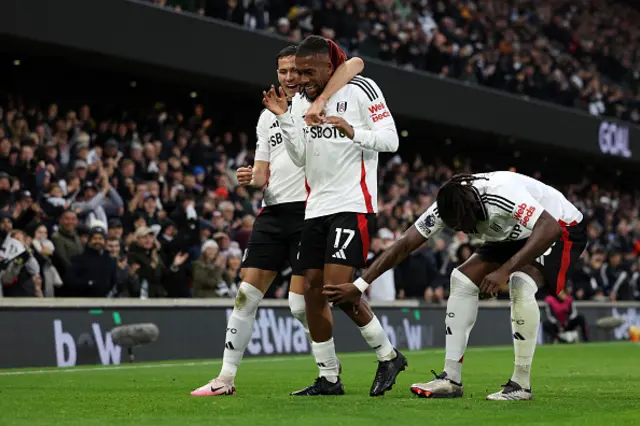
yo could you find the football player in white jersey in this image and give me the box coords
[324,171,588,400]
[263,36,407,397]
[190,46,364,397]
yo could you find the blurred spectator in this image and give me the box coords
[30,223,62,297]
[64,224,117,297]
[0,230,42,297]
[51,210,84,291]
[127,226,189,298]
[543,291,589,343]
[367,228,397,302]
[192,239,230,298]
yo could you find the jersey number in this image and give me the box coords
[334,228,355,249]
[270,133,283,147]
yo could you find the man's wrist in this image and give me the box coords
[353,277,369,293]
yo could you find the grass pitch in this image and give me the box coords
[1,342,637,426]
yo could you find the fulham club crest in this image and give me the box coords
[336,101,347,114]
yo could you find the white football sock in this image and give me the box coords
[312,338,339,383]
[509,271,539,390]
[219,282,264,378]
[288,291,310,341]
[443,268,479,384]
[359,316,396,361]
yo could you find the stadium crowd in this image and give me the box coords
[0,94,639,302]
[146,0,640,125]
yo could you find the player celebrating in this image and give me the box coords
[324,171,587,400]
[190,46,364,397]
[263,36,407,397]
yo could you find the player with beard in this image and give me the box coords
[190,46,364,397]
[263,36,406,397]
[324,171,587,400]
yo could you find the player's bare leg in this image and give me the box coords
[291,268,344,396]
[327,264,407,396]
[487,264,541,401]
[411,255,499,398]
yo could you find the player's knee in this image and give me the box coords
[509,272,538,301]
[450,268,479,297]
[234,282,264,317]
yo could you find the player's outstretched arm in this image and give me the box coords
[323,225,427,305]
[480,211,562,293]
[305,57,365,126]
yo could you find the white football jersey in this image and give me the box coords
[255,108,307,206]
[277,76,399,219]
[414,171,583,242]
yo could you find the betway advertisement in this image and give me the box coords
[0,305,635,369]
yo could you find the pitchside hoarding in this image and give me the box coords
[0,304,637,369]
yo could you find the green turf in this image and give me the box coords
[1,342,638,426]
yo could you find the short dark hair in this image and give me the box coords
[436,174,488,229]
[277,45,298,61]
[296,35,330,58]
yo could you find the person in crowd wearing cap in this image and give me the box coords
[107,218,125,245]
[127,226,189,298]
[64,223,117,298]
[136,193,161,227]
[192,239,230,298]
[72,169,124,229]
[10,190,39,231]
[50,210,84,293]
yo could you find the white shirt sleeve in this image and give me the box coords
[414,202,445,239]
[350,78,399,153]
[254,111,271,162]
[493,183,545,231]
[277,100,307,167]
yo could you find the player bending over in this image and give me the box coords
[263,36,407,397]
[324,171,587,400]
[190,46,364,396]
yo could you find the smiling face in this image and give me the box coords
[295,54,332,100]
[277,56,300,100]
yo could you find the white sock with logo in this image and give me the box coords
[509,272,539,390]
[443,268,479,384]
[312,338,340,383]
[359,316,396,361]
[219,282,264,379]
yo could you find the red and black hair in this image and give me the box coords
[296,35,346,70]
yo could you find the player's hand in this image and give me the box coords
[237,166,253,186]
[479,269,510,294]
[325,116,355,139]
[322,282,362,305]
[262,86,288,116]
[305,96,328,125]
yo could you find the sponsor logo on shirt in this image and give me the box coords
[368,102,391,123]
[303,126,348,140]
[507,224,525,241]
[513,203,536,227]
